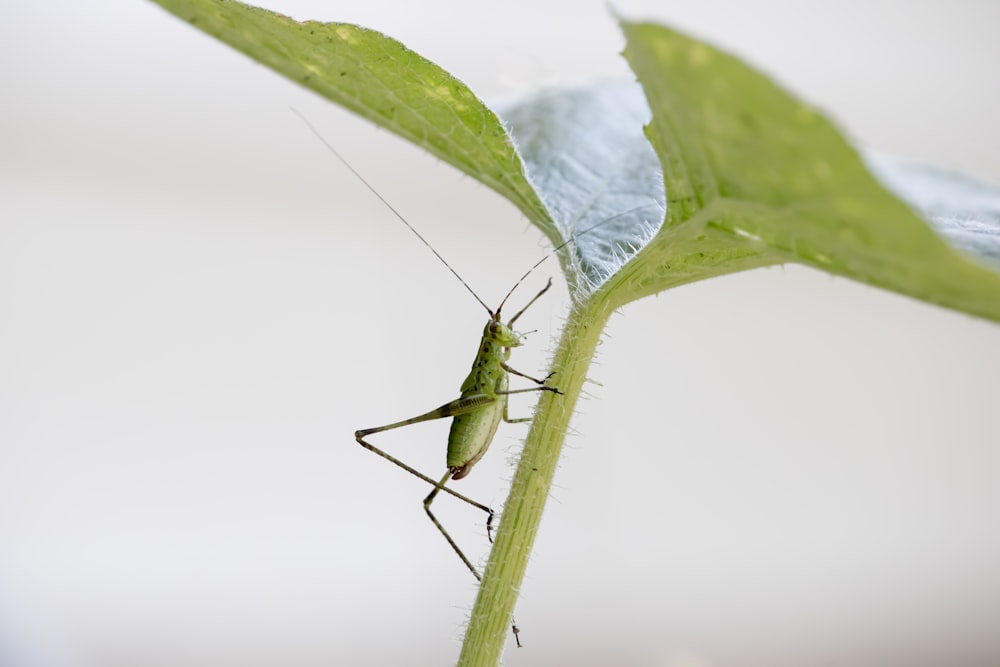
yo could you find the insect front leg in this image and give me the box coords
[501,361,559,388]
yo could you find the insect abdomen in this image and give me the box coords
[447,375,507,480]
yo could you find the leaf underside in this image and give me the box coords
[496,80,666,296]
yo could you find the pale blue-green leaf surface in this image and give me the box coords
[866,155,1000,268]
[496,80,665,296]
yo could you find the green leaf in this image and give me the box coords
[150,0,1000,323]
[498,79,781,303]
[615,21,1000,320]
[149,0,551,229]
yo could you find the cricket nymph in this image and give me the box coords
[447,318,526,480]
[355,278,559,587]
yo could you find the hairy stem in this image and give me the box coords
[457,292,612,666]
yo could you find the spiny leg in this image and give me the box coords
[353,394,500,516]
[424,472,522,647]
[501,386,561,397]
[500,385,563,423]
[356,397,533,646]
[423,471,484,580]
[355,432,495,519]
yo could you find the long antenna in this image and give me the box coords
[292,108,494,317]
[495,203,659,314]
[295,109,660,318]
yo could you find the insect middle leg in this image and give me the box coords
[500,385,562,423]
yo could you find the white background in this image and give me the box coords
[2,1,999,666]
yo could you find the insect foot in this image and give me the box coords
[540,371,564,395]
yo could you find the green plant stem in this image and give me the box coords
[457,292,612,666]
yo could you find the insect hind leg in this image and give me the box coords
[424,474,522,647]
[354,430,496,527]
[423,471,492,581]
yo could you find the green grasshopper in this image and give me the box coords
[298,111,656,647]
[349,221,562,651]
[313,142,639,569]
[293,117,564,587]
[355,277,560,580]
[335,171,563,580]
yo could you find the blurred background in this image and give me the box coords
[2,1,999,665]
